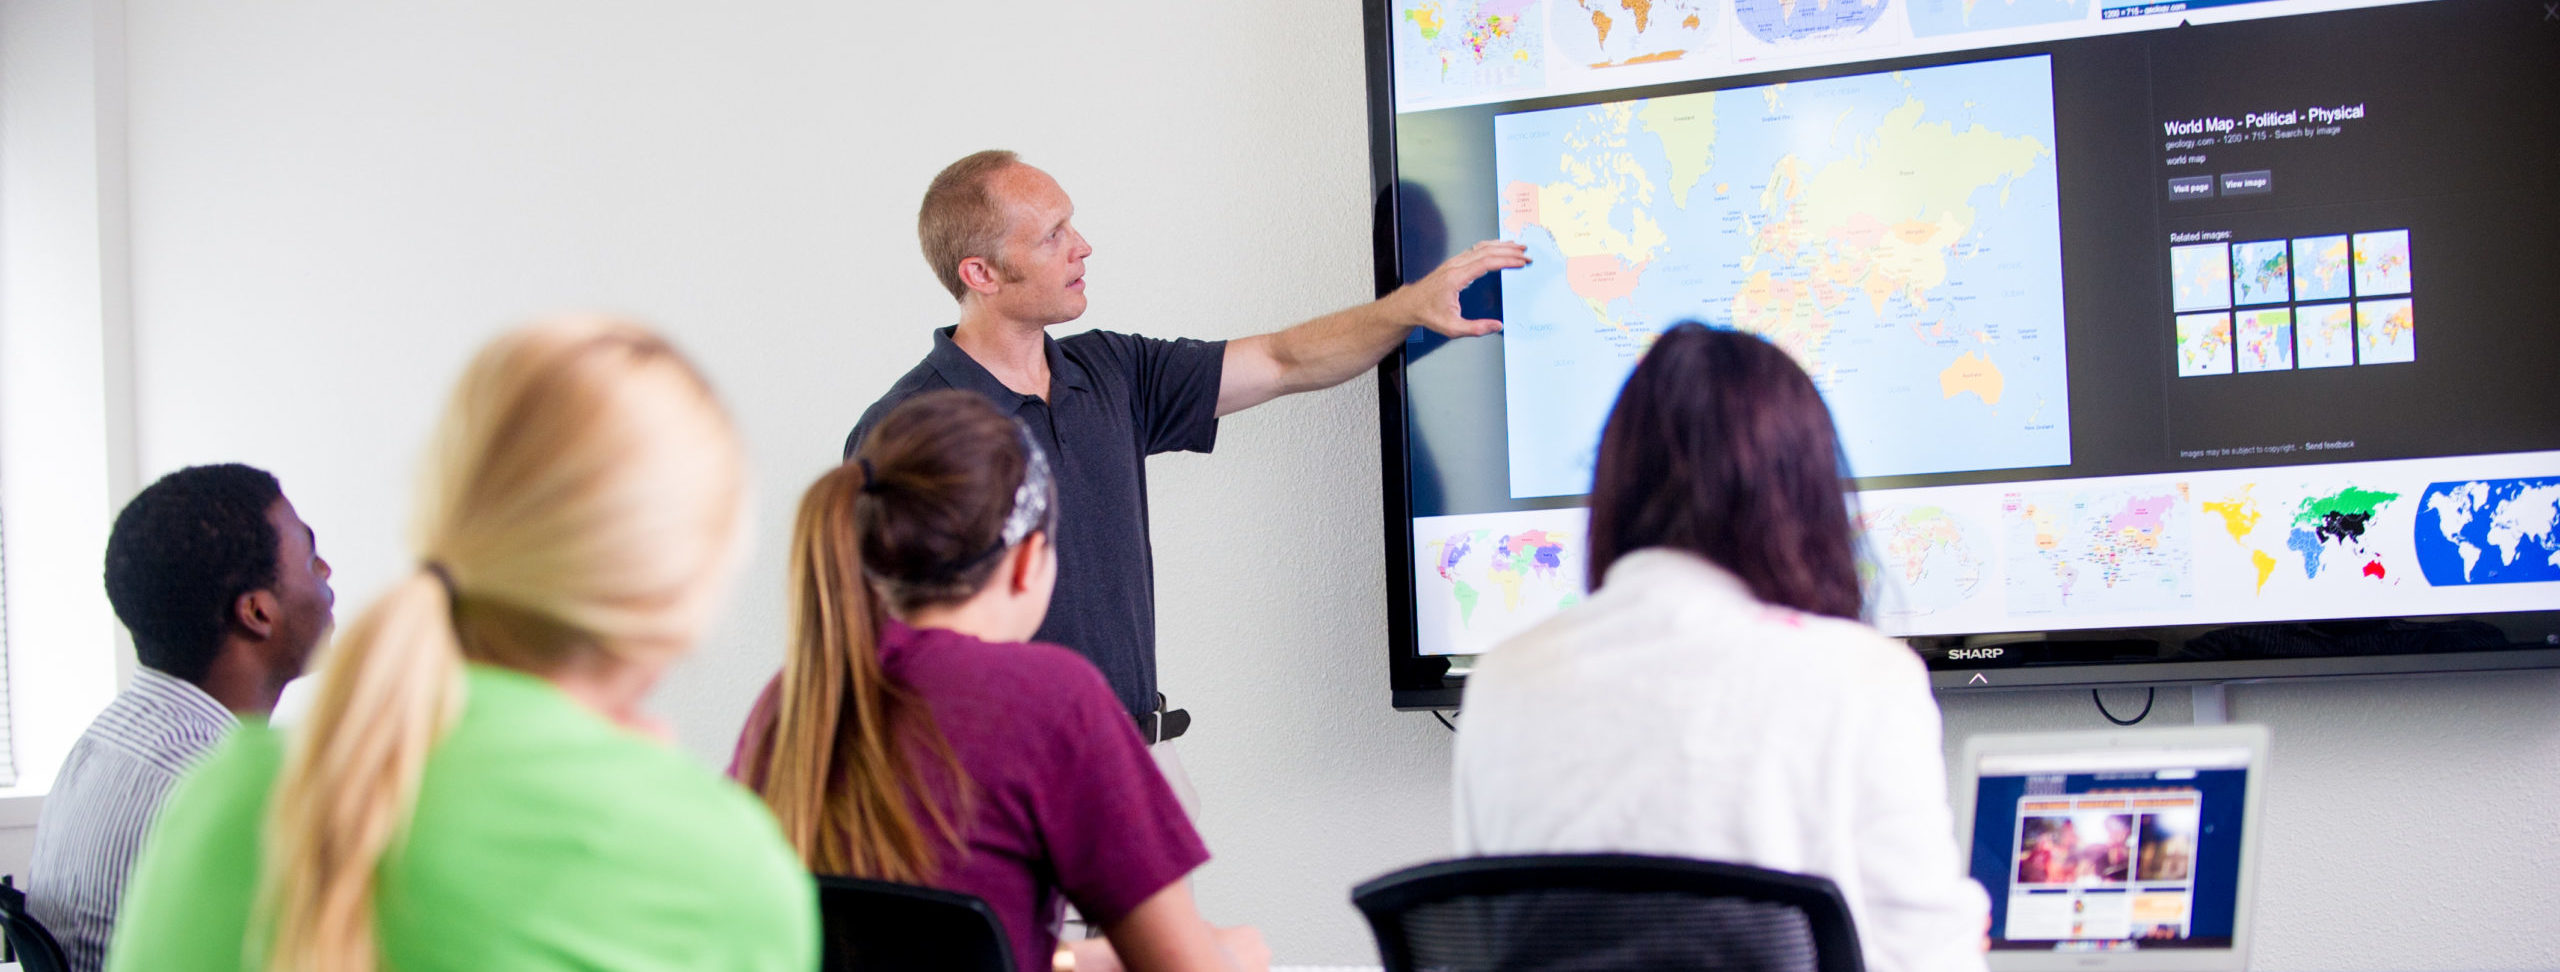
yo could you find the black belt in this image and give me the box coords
[1134,693,1190,745]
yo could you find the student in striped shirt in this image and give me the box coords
[26,464,336,972]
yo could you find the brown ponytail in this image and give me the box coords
[751,389,1037,880]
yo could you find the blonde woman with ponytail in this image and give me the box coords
[732,390,1266,972]
[108,318,816,972]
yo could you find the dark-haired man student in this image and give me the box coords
[847,150,1525,762]
[27,464,334,972]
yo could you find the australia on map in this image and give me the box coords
[1494,54,2071,498]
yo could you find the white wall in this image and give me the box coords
[0,0,131,805]
[7,0,2548,966]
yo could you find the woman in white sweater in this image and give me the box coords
[1453,322,1988,972]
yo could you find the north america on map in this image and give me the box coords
[1494,55,2071,498]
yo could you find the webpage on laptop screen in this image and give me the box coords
[1970,749,2250,951]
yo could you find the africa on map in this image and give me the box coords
[1494,55,2071,498]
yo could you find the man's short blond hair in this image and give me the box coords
[918,149,1022,301]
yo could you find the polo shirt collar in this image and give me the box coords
[927,325,1094,412]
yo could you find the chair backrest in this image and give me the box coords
[814,875,1015,972]
[0,875,71,972]
[1351,854,1865,972]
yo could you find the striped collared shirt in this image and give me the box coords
[27,666,237,972]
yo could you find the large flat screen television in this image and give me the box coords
[1366,0,2560,708]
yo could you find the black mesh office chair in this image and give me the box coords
[815,875,1015,972]
[0,875,70,972]
[1351,854,1864,972]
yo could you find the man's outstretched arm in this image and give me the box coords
[1216,240,1528,417]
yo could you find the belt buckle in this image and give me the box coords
[1139,693,1191,745]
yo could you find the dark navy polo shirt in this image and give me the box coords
[847,325,1224,721]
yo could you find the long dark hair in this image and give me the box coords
[747,389,1037,881]
[1586,323,1863,620]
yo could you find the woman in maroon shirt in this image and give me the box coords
[732,389,1265,972]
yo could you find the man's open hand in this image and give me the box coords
[1395,239,1530,338]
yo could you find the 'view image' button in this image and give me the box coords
[2220,170,2273,196]
[2168,175,2216,200]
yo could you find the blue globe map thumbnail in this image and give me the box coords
[2414,477,2560,586]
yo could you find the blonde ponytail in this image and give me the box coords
[258,573,464,971]
[256,317,745,972]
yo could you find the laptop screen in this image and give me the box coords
[1967,744,2253,952]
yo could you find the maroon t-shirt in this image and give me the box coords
[729,620,1209,972]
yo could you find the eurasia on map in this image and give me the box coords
[1495,55,2070,498]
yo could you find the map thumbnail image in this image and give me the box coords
[2170,242,2231,312]
[1413,509,1589,655]
[2175,313,2232,377]
[2230,239,2290,306]
[1554,0,1711,69]
[1735,0,1891,44]
[2002,485,2193,617]
[2201,483,2406,594]
[2417,477,2560,587]
[2284,486,2402,583]
[2234,308,2293,373]
[1908,0,2094,38]
[1393,0,1544,108]
[1860,503,1990,623]
[1494,55,2069,497]
[2293,303,2354,369]
[2292,234,2351,301]
[2352,228,2411,296]
[2356,298,2414,365]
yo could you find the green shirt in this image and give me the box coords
[108,664,817,971]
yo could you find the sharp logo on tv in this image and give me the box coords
[1949,648,2008,661]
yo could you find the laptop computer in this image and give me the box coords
[1956,725,2270,971]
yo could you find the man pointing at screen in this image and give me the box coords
[846,149,1525,757]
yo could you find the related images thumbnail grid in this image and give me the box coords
[2170,229,2411,378]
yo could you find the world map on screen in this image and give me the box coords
[1393,0,1545,107]
[1494,55,2071,498]
[1736,0,1892,44]
[2003,485,2192,616]
[2417,478,2560,586]
[1555,0,1713,69]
